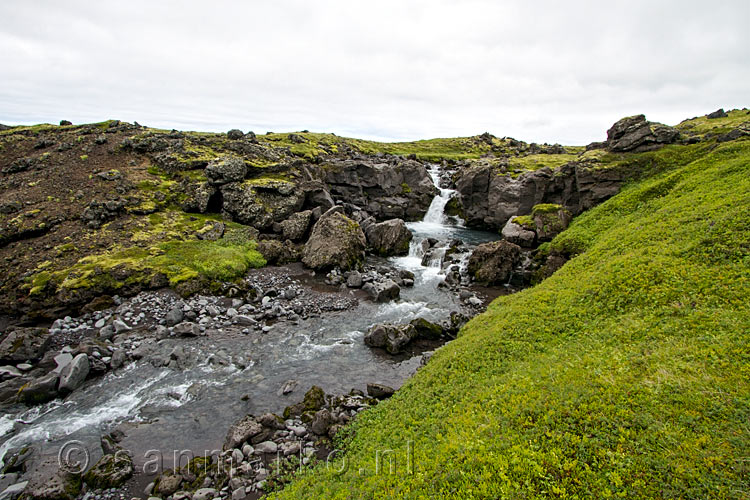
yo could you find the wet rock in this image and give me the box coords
[501,217,536,247]
[110,349,126,369]
[112,319,131,334]
[364,218,412,256]
[409,318,444,339]
[279,210,312,241]
[0,481,27,500]
[22,457,81,500]
[19,373,59,404]
[346,271,363,288]
[224,415,263,450]
[83,451,134,488]
[364,323,417,354]
[362,279,400,302]
[0,328,50,363]
[164,306,184,326]
[205,156,247,185]
[173,322,201,337]
[279,379,297,395]
[156,473,182,496]
[257,413,286,430]
[58,353,89,393]
[467,240,521,285]
[366,383,395,400]
[302,208,366,271]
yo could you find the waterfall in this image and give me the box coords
[421,166,457,225]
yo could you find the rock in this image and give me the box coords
[196,221,225,241]
[0,481,28,500]
[0,366,21,378]
[606,114,679,153]
[279,379,297,395]
[362,279,400,302]
[205,156,247,185]
[19,373,59,404]
[310,409,334,435]
[112,319,131,333]
[366,383,395,400]
[110,349,126,369]
[173,322,201,337]
[280,210,312,241]
[164,306,184,326]
[232,487,246,500]
[257,413,286,430]
[59,120,72,126]
[364,323,417,354]
[302,208,366,271]
[83,452,133,488]
[52,353,73,374]
[346,271,363,288]
[58,354,89,393]
[192,488,218,500]
[157,473,182,495]
[531,204,572,241]
[223,415,263,450]
[254,441,278,454]
[0,328,50,362]
[707,108,727,119]
[21,457,81,500]
[468,296,483,306]
[409,318,444,339]
[227,129,244,140]
[220,179,304,230]
[501,217,536,247]
[283,385,326,418]
[98,325,115,340]
[364,219,413,256]
[467,240,521,285]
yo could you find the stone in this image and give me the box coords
[173,322,201,337]
[346,271,363,288]
[157,474,182,495]
[112,319,131,334]
[310,409,334,435]
[254,441,278,454]
[279,379,297,395]
[409,318,444,339]
[227,129,244,140]
[707,108,727,119]
[193,488,217,500]
[364,323,417,354]
[220,180,304,230]
[196,221,225,241]
[364,219,413,256]
[98,325,115,340]
[366,383,395,400]
[164,306,184,326]
[467,240,522,285]
[0,327,50,362]
[19,373,59,404]
[362,279,400,302]
[257,413,286,430]
[205,156,247,185]
[83,452,134,488]
[279,210,312,241]
[0,366,21,378]
[110,350,126,369]
[531,204,572,241]
[232,487,246,500]
[53,353,73,374]
[58,354,90,393]
[0,481,28,500]
[302,208,366,271]
[501,217,536,247]
[21,457,81,500]
[224,415,263,450]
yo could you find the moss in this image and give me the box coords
[531,203,564,215]
[271,134,750,499]
[401,182,412,194]
[79,154,88,161]
[512,215,535,230]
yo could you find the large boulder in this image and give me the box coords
[362,279,400,302]
[280,210,312,241]
[0,328,50,363]
[83,452,133,489]
[302,208,366,271]
[501,217,536,247]
[364,323,417,354]
[19,373,59,405]
[467,240,521,285]
[21,457,81,500]
[365,219,413,256]
[605,114,680,152]
[58,354,90,394]
[204,156,247,185]
[223,415,263,450]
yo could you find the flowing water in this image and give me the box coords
[0,165,499,474]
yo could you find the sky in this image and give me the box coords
[0,1,748,145]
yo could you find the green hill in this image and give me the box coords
[271,139,750,496]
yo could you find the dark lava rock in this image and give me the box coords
[467,240,521,285]
[302,208,366,271]
[366,383,395,400]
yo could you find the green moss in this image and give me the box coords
[509,153,578,172]
[401,182,412,194]
[512,215,535,230]
[531,203,564,216]
[676,108,750,138]
[271,136,750,499]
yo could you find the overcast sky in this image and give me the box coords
[0,1,748,144]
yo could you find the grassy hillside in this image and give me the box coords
[272,139,750,497]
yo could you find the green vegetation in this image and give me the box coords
[273,138,750,498]
[508,153,578,172]
[677,109,750,138]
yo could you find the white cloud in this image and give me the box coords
[0,0,748,144]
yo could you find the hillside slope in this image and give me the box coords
[271,140,750,497]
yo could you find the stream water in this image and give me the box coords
[0,165,499,477]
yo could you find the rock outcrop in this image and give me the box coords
[467,240,521,285]
[605,114,680,153]
[302,208,366,270]
[322,159,436,220]
[501,217,536,247]
[204,156,247,185]
[0,328,50,362]
[220,180,305,229]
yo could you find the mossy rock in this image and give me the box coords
[83,452,134,489]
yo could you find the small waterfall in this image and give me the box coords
[421,166,457,225]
